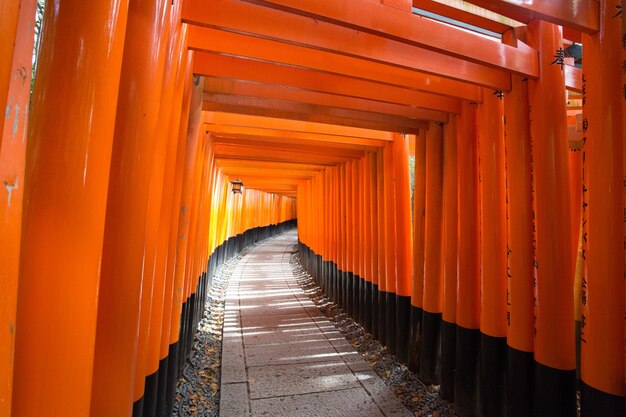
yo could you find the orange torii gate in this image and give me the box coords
[0,0,623,416]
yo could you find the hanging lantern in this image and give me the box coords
[231,179,244,194]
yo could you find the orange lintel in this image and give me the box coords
[564,65,582,93]
[205,124,387,149]
[245,0,538,77]
[204,112,395,141]
[215,159,327,172]
[210,136,371,158]
[193,51,462,112]
[463,0,599,34]
[202,100,423,134]
[213,144,362,165]
[182,0,512,90]
[189,29,475,104]
[412,0,512,34]
[203,77,449,122]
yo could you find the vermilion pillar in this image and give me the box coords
[527,20,576,416]
[455,101,481,417]
[477,88,507,417]
[90,0,169,414]
[369,152,380,338]
[440,115,458,400]
[580,1,625,414]
[421,123,444,385]
[11,0,129,414]
[503,75,535,417]
[0,0,21,138]
[393,134,413,365]
[409,129,426,373]
[376,150,388,344]
[383,142,398,354]
[0,1,35,414]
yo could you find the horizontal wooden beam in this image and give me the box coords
[211,136,372,157]
[182,0,511,89]
[564,65,582,93]
[244,0,538,77]
[463,0,599,34]
[206,124,387,150]
[189,28,477,104]
[193,51,462,111]
[412,0,514,34]
[203,78,449,122]
[215,159,328,171]
[203,98,423,134]
[213,143,361,165]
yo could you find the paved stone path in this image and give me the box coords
[219,230,412,417]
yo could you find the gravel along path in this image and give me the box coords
[290,249,457,417]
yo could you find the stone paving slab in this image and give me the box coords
[219,231,412,417]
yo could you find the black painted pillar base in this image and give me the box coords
[395,295,411,365]
[363,281,373,333]
[408,306,422,373]
[581,381,625,417]
[143,370,159,417]
[419,311,442,385]
[352,274,360,325]
[533,361,576,417]
[132,397,144,417]
[479,333,507,417]
[455,326,480,417]
[385,292,397,355]
[155,356,169,417]
[507,346,533,417]
[346,272,354,317]
[371,283,379,340]
[440,320,456,400]
[378,290,387,347]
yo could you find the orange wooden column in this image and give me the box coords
[145,26,192,417]
[345,161,354,314]
[421,122,444,385]
[454,101,481,417]
[440,115,458,401]
[11,0,129,414]
[477,87,507,417]
[376,150,388,344]
[393,135,413,364]
[0,0,21,139]
[369,152,380,338]
[89,1,170,413]
[362,155,373,331]
[409,128,426,373]
[527,20,576,416]
[580,2,625,414]
[383,142,398,354]
[503,74,535,417]
[352,159,361,321]
[157,53,194,417]
[0,0,35,413]
[338,163,347,309]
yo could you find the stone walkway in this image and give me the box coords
[219,230,412,417]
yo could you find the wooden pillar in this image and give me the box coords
[393,134,413,365]
[0,0,35,413]
[89,0,170,412]
[503,74,535,417]
[477,88,507,417]
[362,155,373,331]
[440,115,458,401]
[0,0,21,138]
[11,0,129,414]
[409,129,426,373]
[369,152,380,338]
[383,142,398,354]
[376,150,388,344]
[580,1,625,414]
[527,19,576,416]
[421,122,444,385]
[454,101,481,417]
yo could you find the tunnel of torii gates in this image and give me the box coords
[0,0,624,416]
